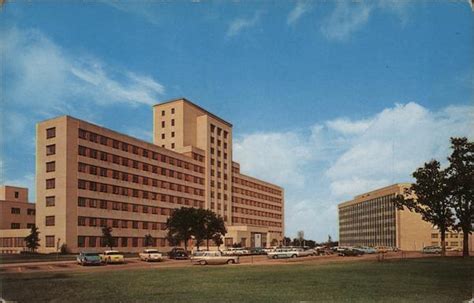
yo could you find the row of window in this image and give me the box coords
[76,179,205,205]
[76,196,202,214]
[78,145,205,181]
[78,128,204,162]
[78,235,170,248]
[233,177,282,196]
[431,232,464,239]
[78,162,205,196]
[232,216,282,228]
[78,216,167,230]
[231,207,282,220]
[232,197,282,212]
[233,186,282,204]
[10,223,35,229]
[210,136,228,149]
[10,207,36,215]
[210,124,229,139]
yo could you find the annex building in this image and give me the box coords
[338,183,473,251]
[34,98,284,253]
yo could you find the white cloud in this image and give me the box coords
[320,1,411,41]
[4,27,165,109]
[226,11,262,38]
[287,1,312,25]
[321,1,373,41]
[233,102,474,241]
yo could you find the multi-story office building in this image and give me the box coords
[338,183,432,251]
[0,186,36,253]
[36,98,284,253]
[339,183,473,251]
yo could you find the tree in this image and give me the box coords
[144,234,154,248]
[282,237,291,247]
[166,207,197,252]
[212,233,223,249]
[446,137,473,257]
[393,160,454,256]
[24,225,40,252]
[202,211,226,251]
[101,226,114,250]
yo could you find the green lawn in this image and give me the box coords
[1,257,472,303]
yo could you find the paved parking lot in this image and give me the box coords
[0,251,457,275]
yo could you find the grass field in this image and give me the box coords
[1,257,472,303]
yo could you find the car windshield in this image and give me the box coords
[84,253,99,256]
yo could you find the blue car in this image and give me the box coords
[77,251,102,266]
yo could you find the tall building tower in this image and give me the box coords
[153,98,233,224]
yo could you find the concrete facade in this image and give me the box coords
[0,186,36,253]
[339,183,473,251]
[34,98,284,253]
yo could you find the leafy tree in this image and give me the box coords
[446,137,473,257]
[270,238,279,247]
[393,160,454,256]
[24,225,40,252]
[212,233,223,249]
[202,211,226,251]
[282,237,291,247]
[166,207,197,252]
[144,234,154,248]
[101,226,115,250]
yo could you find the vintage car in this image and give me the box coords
[354,246,377,254]
[100,250,125,264]
[223,247,250,256]
[294,248,316,257]
[139,249,163,262]
[267,248,299,259]
[191,251,239,265]
[76,251,102,266]
[168,247,189,260]
[422,245,442,254]
[375,246,390,253]
[338,248,363,257]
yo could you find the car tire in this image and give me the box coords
[291,254,297,258]
[227,259,235,264]
[272,255,278,259]
[199,260,207,265]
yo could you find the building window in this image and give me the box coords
[161,110,165,116]
[11,223,20,229]
[132,238,138,247]
[78,217,86,226]
[162,121,165,128]
[161,133,165,139]
[11,208,20,214]
[46,161,56,172]
[89,236,97,247]
[171,108,175,114]
[171,132,175,138]
[171,143,175,149]
[46,127,56,139]
[78,236,85,248]
[100,200,108,209]
[46,144,56,155]
[14,191,19,199]
[46,196,55,207]
[46,178,55,189]
[45,236,55,247]
[45,216,55,226]
[27,223,35,229]
[27,209,35,215]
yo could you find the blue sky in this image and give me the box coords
[1,1,473,241]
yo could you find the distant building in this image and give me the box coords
[0,186,36,253]
[34,98,284,253]
[338,183,473,251]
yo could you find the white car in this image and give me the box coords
[295,248,316,257]
[191,251,240,265]
[223,248,250,255]
[139,249,163,262]
[267,248,299,259]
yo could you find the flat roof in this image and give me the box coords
[338,183,411,208]
[153,97,233,128]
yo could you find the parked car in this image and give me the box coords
[422,246,442,254]
[338,248,363,257]
[354,246,376,254]
[447,247,462,252]
[100,250,125,264]
[223,248,250,255]
[76,251,102,266]
[250,247,267,255]
[168,247,189,260]
[191,251,240,265]
[295,248,316,257]
[139,249,163,262]
[267,248,298,259]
